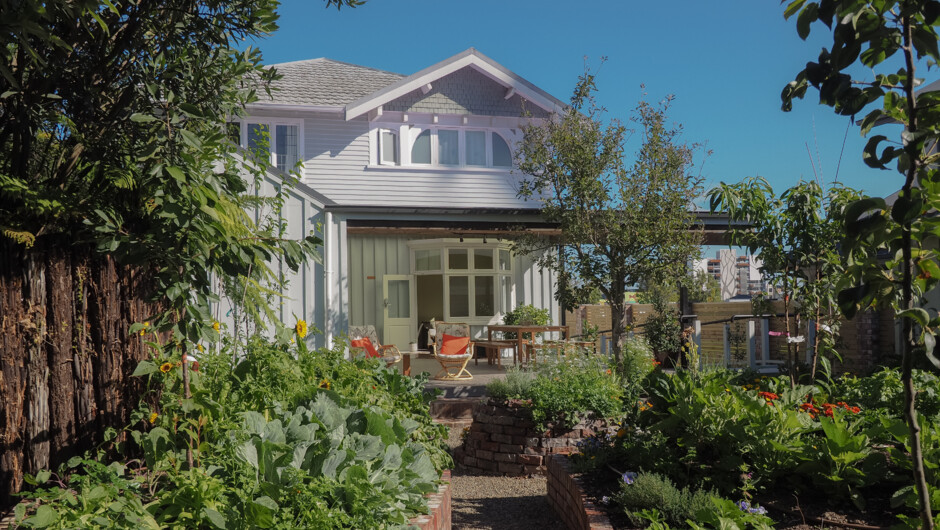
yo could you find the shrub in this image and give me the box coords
[526,354,623,429]
[615,472,715,527]
[485,366,534,401]
[14,335,451,528]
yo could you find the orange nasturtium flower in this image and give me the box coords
[758,391,779,402]
[160,362,173,374]
[296,319,308,339]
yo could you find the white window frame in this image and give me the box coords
[370,123,516,169]
[379,129,399,165]
[409,239,513,323]
[234,117,305,173]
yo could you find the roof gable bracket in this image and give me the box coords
[504,87,516,100]
[368,106,383,122]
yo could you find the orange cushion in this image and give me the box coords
[440,334,470,356]
[351,338,379,358]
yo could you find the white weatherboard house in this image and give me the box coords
[220,48,568,349]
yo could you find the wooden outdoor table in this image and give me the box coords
[473,340,517,368]
[486,325,569,365]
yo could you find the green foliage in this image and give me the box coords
[708,178,863,381]
[614,472,717,528]
[620,336,656,408]
[514,66,703,370]
[687,497,774,530]
[780,3,940,523]
[488,354,623,430]
[501,303,551,340]
[0,0,324,351]
[502,303,551,326]
[485,366,535,402]
[643,292,681,361]
[832,368,940,420]
[15,337,449,528]
[527,355,624,429]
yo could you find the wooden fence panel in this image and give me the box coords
[0,241,161,507]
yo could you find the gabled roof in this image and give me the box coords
[344,48,566,120]
[260,58,404,107]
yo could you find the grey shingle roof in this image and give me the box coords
[260,58,404,107]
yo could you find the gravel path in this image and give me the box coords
[446,427,565,530]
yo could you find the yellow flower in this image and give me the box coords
[196,344,204,352]
[139,322,150,336]
[149,412,158,424]
[318,379,330,390]
[295,319,308,339]
[160,362,173,374]
[212,321,220,332]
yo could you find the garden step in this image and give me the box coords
[430,398,480,421]
[425,383,488,399]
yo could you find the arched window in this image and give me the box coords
[492,133,512,167]
[411,129,431,164]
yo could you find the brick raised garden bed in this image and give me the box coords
[408,469,452,530]
[452,400,616,476]
[547,455,614,530]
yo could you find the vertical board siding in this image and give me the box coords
[212,171,326,348]
[345,236,558,340]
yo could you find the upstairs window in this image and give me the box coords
[492,133,512,167]
[231,119,302,172]
[411,130,431,164]
[373,126,515,168]
[438,129,459,165]
[380,130,398,165]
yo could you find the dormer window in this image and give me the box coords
[380,129,399,165]
[376,125,515,168]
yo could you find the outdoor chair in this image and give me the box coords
[432,321,474,380]
[348,325,402,367]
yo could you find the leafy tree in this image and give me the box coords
[0,1,369,345]
[781,1,940,526]
[709,179,863,384]
[515,71,703,371]
[0,0,359,470]
[637,269,721,305]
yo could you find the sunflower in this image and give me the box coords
[318,379,330,390]
[295,319,308,339]
[159,362,173,374]
[212,321,220,332]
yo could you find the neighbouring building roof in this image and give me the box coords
[260,58,404,107]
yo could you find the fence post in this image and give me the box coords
[694,320,702,369]
[747,320,756,370]
[806,320,816,365]
[723,324,731,368]
[760,318,770,363]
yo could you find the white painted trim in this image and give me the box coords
[345,51,564,120]
[237,116,306,174]
[247,102,344,114]
[324,211,334,349]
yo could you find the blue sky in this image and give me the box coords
[255,0,927,201]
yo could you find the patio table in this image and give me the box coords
[486,325,569,365]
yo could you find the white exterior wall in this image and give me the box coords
[239,109,537,209]
[213,167,328,349]
[337,232,558,344]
